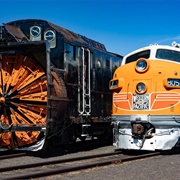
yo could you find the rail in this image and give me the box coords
[0,151,160,180]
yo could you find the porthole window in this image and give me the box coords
[97,60,101,69]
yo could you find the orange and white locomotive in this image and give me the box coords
[110,42,180,151]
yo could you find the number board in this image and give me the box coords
[167,78,180,87]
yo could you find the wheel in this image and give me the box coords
[78,136,86,141]
[0,54,47,149]
[69,129,77,143]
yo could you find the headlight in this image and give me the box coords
[109,78,124,90]
[136,82,147,94]
[135,58,149,72]
[109,80,118,89]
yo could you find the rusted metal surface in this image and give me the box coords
[132,124,144,135]
[51,71,67,98]
[4,24,29,42]
[48,21,106,51]
[48,22,86,45]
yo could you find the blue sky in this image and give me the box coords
[1,0,180,56]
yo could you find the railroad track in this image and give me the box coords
[0,152,27,160]
[0,139,110,160]
[0,151,160,180]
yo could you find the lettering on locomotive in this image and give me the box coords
[132,94,149,110]
[167,78,180,87]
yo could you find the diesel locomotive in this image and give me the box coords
[0,19,122,150]
[110,42,180,151]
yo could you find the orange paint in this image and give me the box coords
[110,59,180,115]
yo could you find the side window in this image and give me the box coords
[65,43,76,61]
[106,59,110,68]
[112,57,122,73]
[125,50,150,64]
[156,49,180,63]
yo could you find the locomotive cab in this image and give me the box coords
[110,42,180,151]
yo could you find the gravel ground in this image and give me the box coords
[1,145,179,180]
[49,152,180,180]
[30,146,179,180]
[0,144,115,167]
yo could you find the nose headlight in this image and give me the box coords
[109,80,118,89]
[136,82,147,94]
[135,58,149,72]
[109,78,124,90]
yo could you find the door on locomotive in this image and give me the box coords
[63,43,91,140]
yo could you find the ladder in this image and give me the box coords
[78,47,91,116]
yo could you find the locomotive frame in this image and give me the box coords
[0,19,122,150]
[110,42,180,151]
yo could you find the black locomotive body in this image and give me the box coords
[0,19,122,150]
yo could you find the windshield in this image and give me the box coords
[125,50,150,64]
[156,49,180,63]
